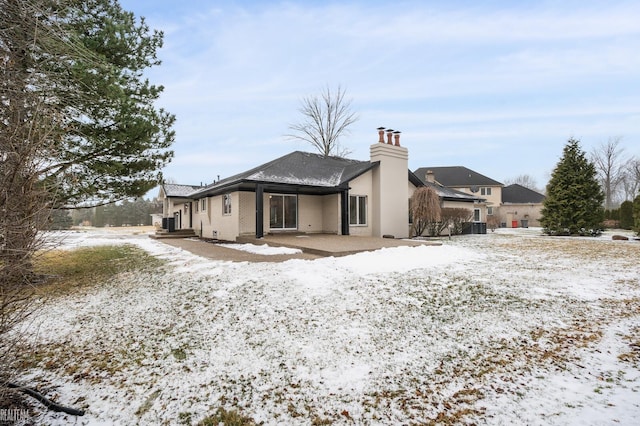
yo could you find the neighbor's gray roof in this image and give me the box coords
[422,181,484,202]
[162,183,202,197]
[191,151,377,198]
[414,166,503,187]
[502,184,545,204]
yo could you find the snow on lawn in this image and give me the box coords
[17,228,640,425]
[216,243,303,255]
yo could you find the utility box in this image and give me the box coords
[167,217,175,232]
[162,217,168,229]
[462,222,487,234]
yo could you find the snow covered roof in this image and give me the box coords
[502,184,545,204]
[161,183,202,198]
[414,166,503,187]
[422,181,483,202]
[191,151,377,198]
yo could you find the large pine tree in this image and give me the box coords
[541,138,605,235]
[1,0,175,371]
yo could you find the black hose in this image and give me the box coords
[6,382,85,416]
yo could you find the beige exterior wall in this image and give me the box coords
[194,193,239,241]
[192,197,209,237]
[239,192,256,235]
[298,194,324,233]
[499,203,543,227]
[370,143,409,238]
[453,185,502,213]
[164,198,192,230]
[322,194,339,234]
[348,170,374,237]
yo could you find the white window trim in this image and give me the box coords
[349,195,368,226]
[269,194,298,230]
[223,194,232,216]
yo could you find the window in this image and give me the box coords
[480,187,492,196]
[201,198,207,211]
[195,200,199,213]
[269,194,297,229]
[349,195,367,226]
[223,194,232,215]
[474,208,481,222]
[487,206,493,216]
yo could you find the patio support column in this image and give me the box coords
[340,188,350,236]
[256,184,264,238]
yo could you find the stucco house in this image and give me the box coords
[158,128,483,241]
[414,166,499,225]
[501,183,546,227]
[412,166,545,228]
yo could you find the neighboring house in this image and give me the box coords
[413,166,546,228]
[501,184,546,227]
[158,183,202,230]
[413,166,500,224]
[160,128,423,240]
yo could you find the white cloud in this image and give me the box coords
[117,0,640,189]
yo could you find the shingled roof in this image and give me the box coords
[161,183,202,197]
[502,184,545,204]
[191,151,377,198]
[413,166,503,187]
[423,181,484,202]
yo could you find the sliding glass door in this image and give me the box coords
[269,194,297,230]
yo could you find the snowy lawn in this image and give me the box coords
[14,228,640,425]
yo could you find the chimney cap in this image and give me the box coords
[386,129,394,132]
[392,130,401,134]
[377,126,385,130]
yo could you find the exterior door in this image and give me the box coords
[269,194,297,230]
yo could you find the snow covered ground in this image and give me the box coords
[17,227,640,425]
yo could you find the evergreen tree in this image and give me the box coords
[49,209,73,230]
[619,200,633,230]
[633,194,640,236]
[541,138,605,236]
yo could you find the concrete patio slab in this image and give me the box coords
[236,234,441,257]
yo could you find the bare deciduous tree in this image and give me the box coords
[621,157,640,201]
[410,187,441,236]
[503,174,540,192]
[441,207,475,235]
[591,136,626,209]
[287,85,358,157]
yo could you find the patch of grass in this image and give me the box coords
[178,411,193,425]
[172,347,187,361]
[135,389,161,416]
[198,407,258,426]
[34,244,161,294]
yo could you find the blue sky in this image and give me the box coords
[119,0,640,193]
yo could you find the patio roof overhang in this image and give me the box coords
[193,180,348,198]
